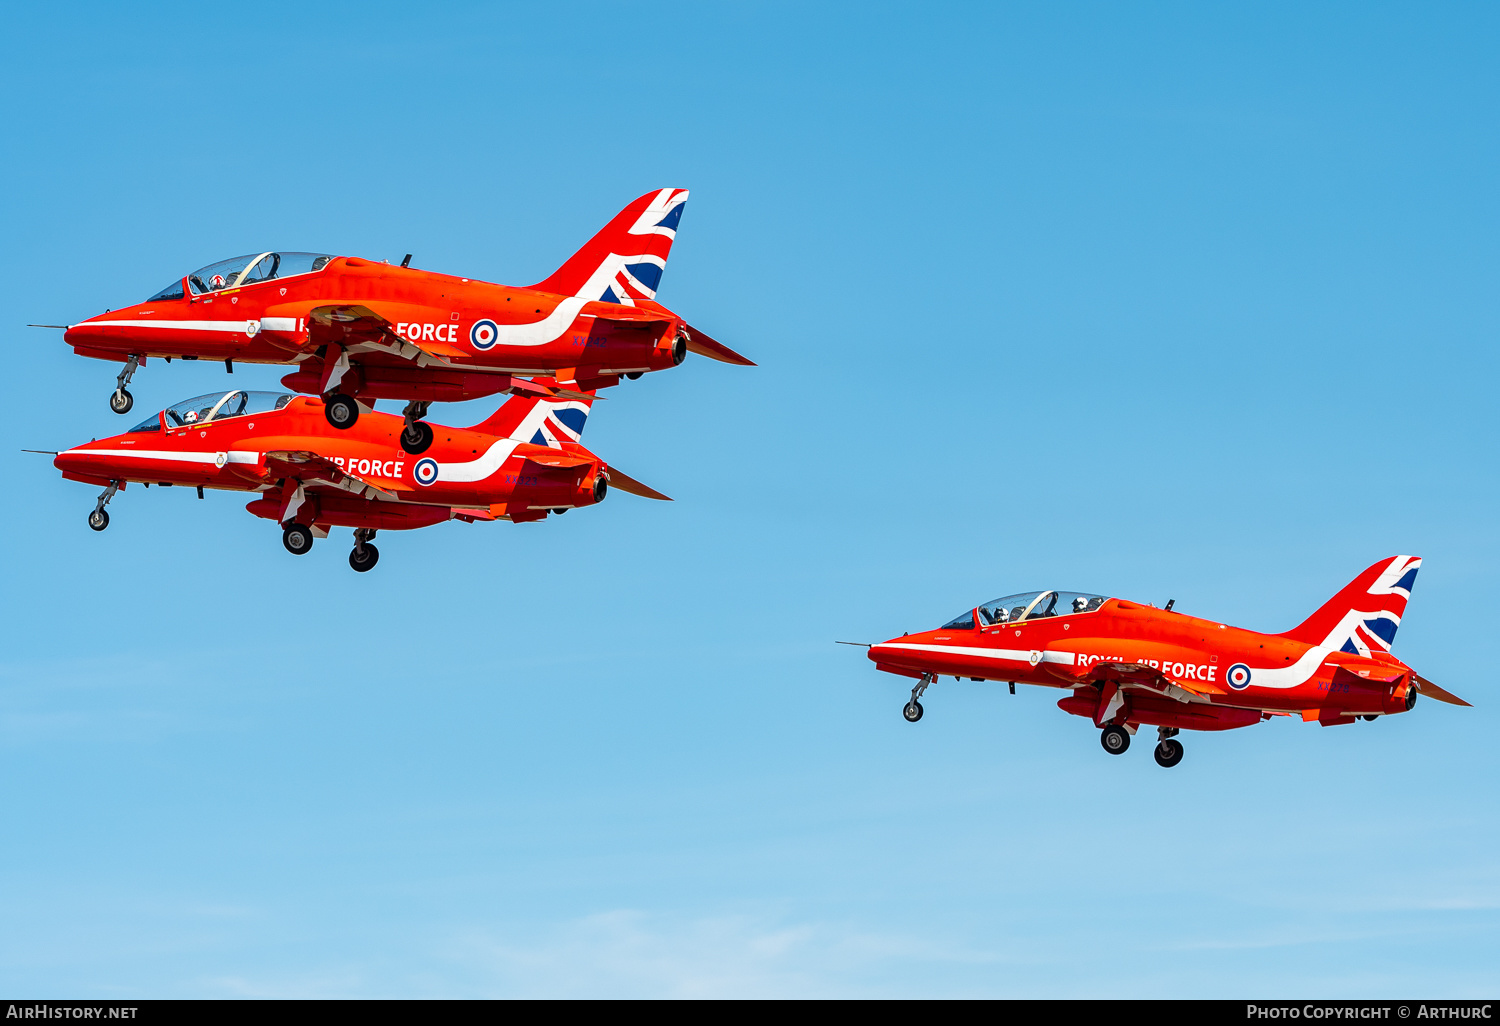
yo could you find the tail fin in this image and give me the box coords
[469,378,595,447]
[1279,556,1422,655]
[530,188,688,307]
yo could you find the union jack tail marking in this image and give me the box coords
[1279,555,1421,656]
[467,378,594,448]
[530,189,688,307]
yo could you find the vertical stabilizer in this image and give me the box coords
[468,379,595,447]
[530,189,688,306]
[1279,556,1422,655]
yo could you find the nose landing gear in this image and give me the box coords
[349,528,380,572]
[902,673,933,722]
[88,480,119,531]
[1153,726,1184,768]
[109,356,140,414]
[399,401,434,454]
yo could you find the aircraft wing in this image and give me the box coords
[303,304,468,362]
[264,450,398,501]
[1075,660,1226,701]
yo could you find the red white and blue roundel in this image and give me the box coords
[413,457,440,486]
[470,319,499,351]
[1226,663,1253,690]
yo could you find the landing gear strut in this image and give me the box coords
[399,401,434,454]
[1100,724,1130,755]
[1153,726,1183,768]
[88,480,119,531]
[349,528,380,572]
[903,673,932,722]
[110,356,140,414]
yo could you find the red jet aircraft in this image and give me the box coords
[863,557,1469,767]
[49,383,668,571]
[51,189,750,454]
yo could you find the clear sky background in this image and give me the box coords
[1,1,1496,998]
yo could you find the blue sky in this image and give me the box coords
[1,1,1497,997]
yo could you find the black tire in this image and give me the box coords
[349,543,380,572]
[88,508,109,532]
[1362,714,1378,722]
[400,420,434,455]
[625,371,644,380]
[324,393,359,429]
[902,700,924,723]
[1153,738,1184,768]
[282,523,314,555]
[1100,725,1130,755]
[110,388,133,415]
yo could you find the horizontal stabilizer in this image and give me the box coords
[683,323,754,366]
[523,452,593,469]
[1414,674,1472,707]
[607,467,671,501]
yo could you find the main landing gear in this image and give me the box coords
[323,393,360,430]
[109,356,140,414]
[399,401,434,455]
[349,528,379,572]
[1100,724,1130,755]
[282,523,314,555]
[88,480,119,531]
[1153,726,1184,768]
[903,673,932,722]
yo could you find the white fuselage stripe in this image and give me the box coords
[872,643,1076,665]
[75,319,254,332]
[65,448,259,465]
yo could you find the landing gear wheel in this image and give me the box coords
[349,543,380,572]
[1100,725,1130,755]
[110,388,133,415]
[902,700,924,722]
[400,420,434,455]
[625,371,644,380]
[1362,714,1378,722]
[282,524,314,555]
[88,508,109,531]
[1153,738,1184,767]
[324,394,359,429]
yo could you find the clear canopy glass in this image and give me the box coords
[160,390,293,427]
[147,252,334,301]
[941,590,1107,629]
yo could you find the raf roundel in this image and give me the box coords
[413,458,440,486]
[1226,663,1253,690]
[469,318,499,351]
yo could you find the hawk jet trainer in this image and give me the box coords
[50,189,751,454]
[50,383,668,572]
[863,557,1468,767]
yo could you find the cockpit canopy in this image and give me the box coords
[941,590,1107,629]
[127,390,293,433]
[146,252,334,301]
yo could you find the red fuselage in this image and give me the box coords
[64,258,687,402]
[870,598,1419,729]
[54,395,606,532]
